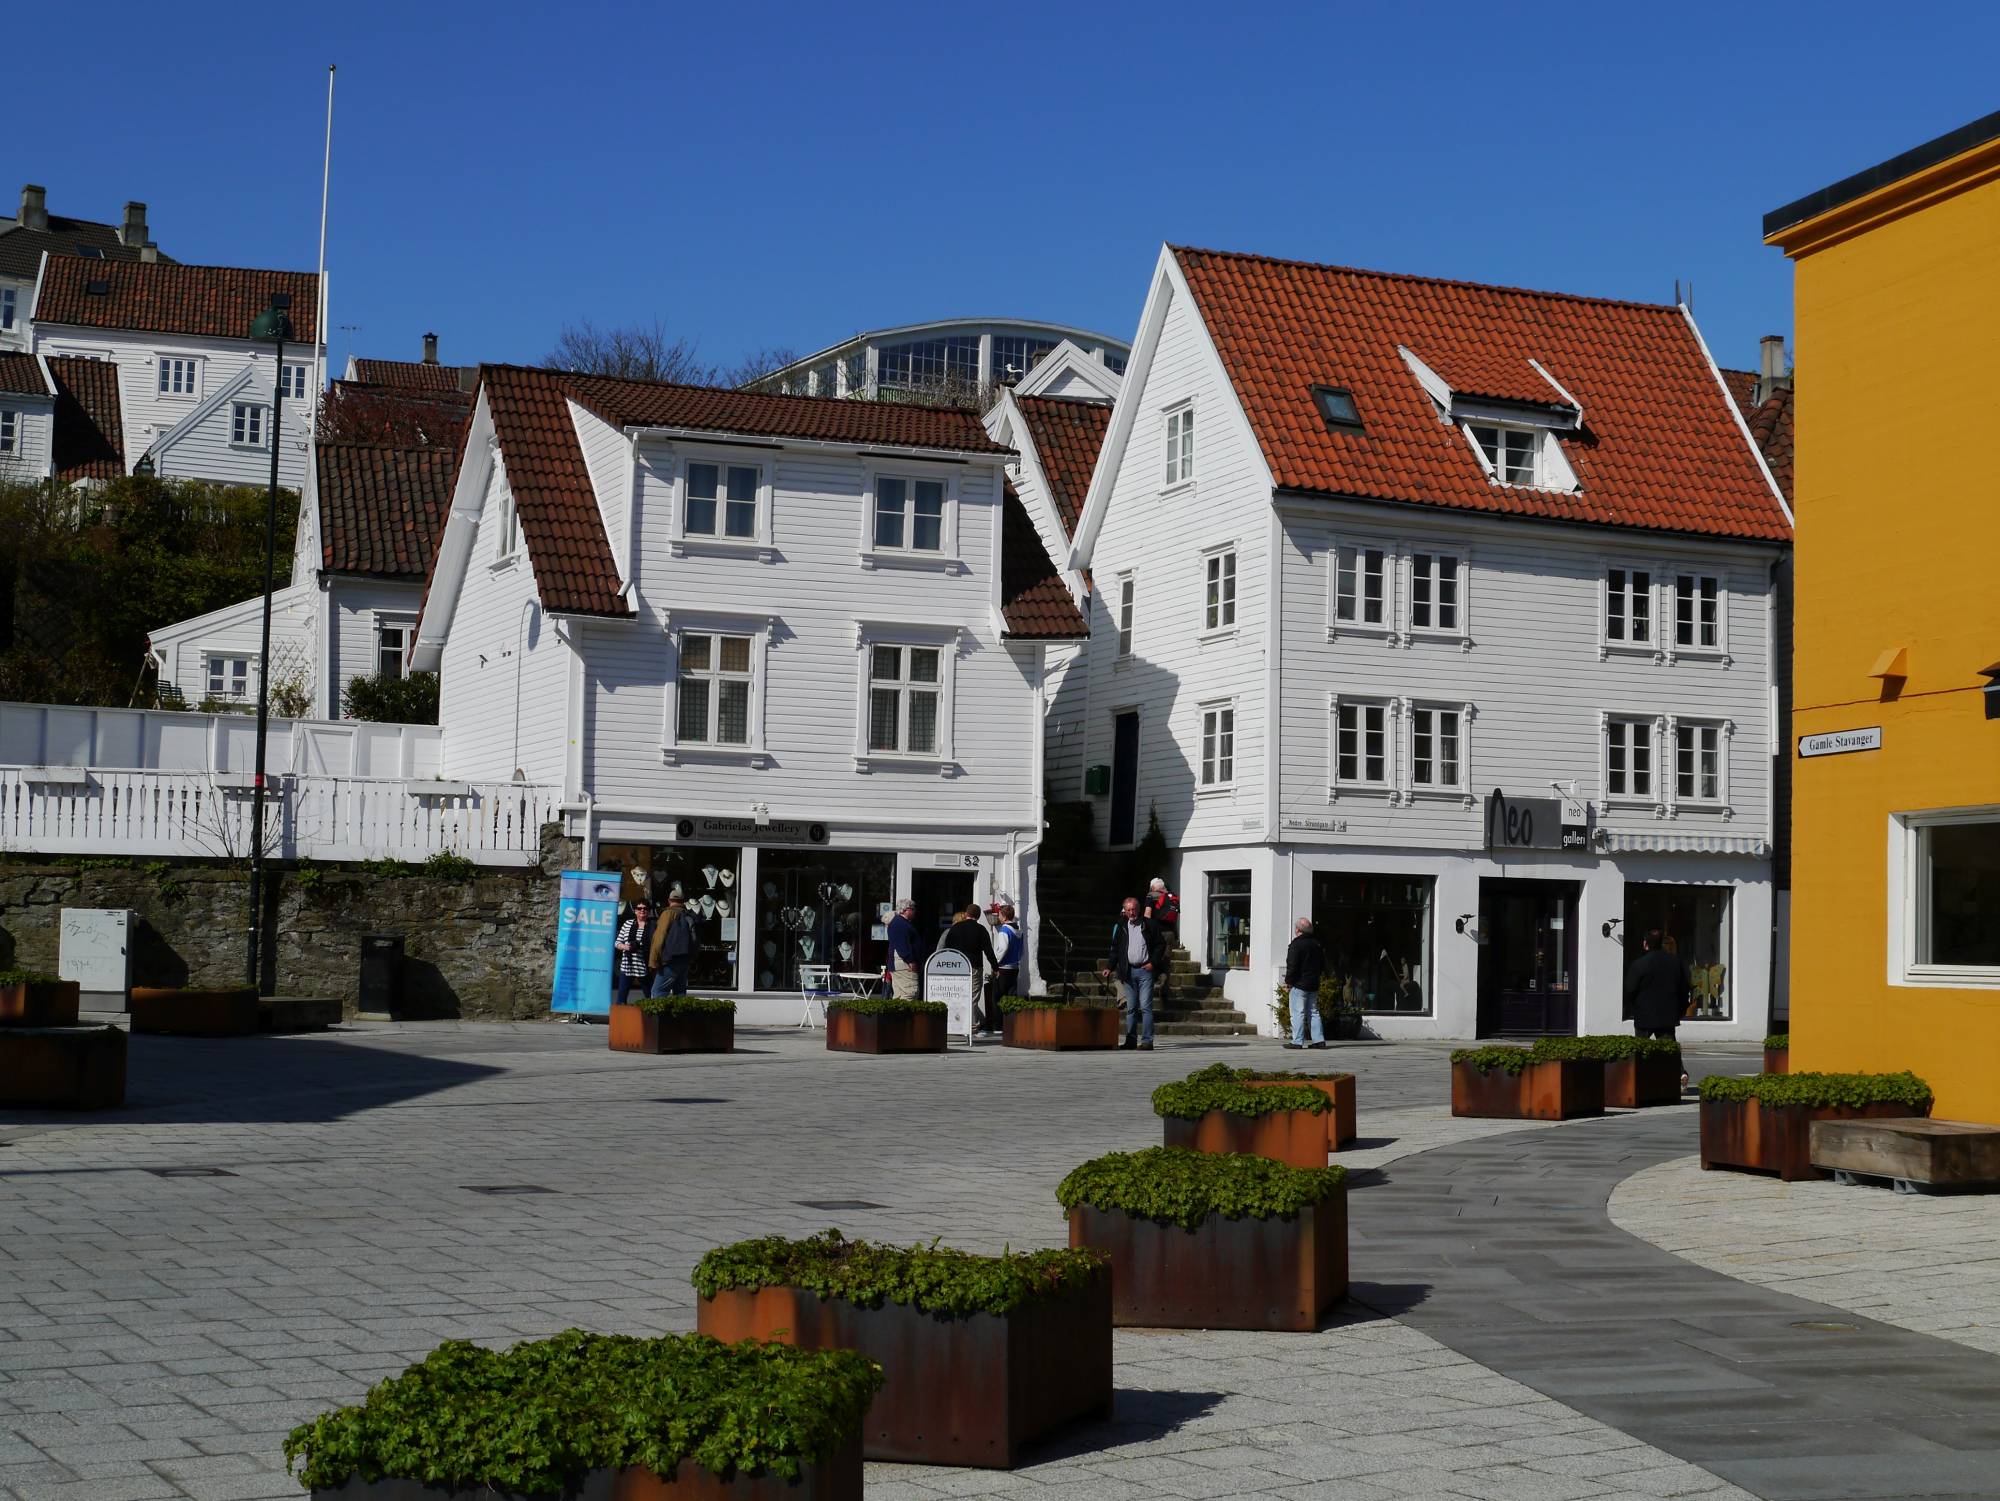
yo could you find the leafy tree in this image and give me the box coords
[342,669,439,724]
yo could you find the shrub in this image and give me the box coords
[1449,1045,1536,1076]
[1528,1035,1681,1063]
[633,995,736,1018]
[692,1228,1103,1318]
[281,1330,881,1492]
[421,849,476,881]
[1150,1075,1331,1121]
[0,968,61,986]
[1698,1070,1933,1110]
[1057,1147,1347,1231]
[1763,1033,1790,1051]
[342,669,440,725]
[825,996,946,1017]
[999,994,1118,1012]
[1184,1062,1349,1085]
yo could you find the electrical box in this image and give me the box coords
[60,908,133,1012]
[1084,764,1112,796]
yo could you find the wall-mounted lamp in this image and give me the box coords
[1602,917,1623,939]
[1454,913,1477,936]
[1981,662,2000,721]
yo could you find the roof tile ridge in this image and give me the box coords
[49,255,317,279]
[574,367,990,419]
[1017,392,1113,409]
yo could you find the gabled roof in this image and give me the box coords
[999,485,1088,640]
[0,218,169,280]
[1170,246,1789,542]
[47,355,124,480]
[317,443,457,579]
[0,351,48,395]
[350,358,474,392]
[1013,394,1110,538]
[35,257,319,343]
[1742,384,1794,503]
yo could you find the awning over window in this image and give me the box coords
[1598,830,1770,857]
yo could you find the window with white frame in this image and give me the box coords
[230,402,266,448]
[1674,720,1724,804]
[1468,424,1537,485]
[1334,699,1390,788]
[1606,567,1652,645]
[687,460,760,540]
[1674,572,1721,650]
[1115,574,1135,658]
[1410,704,1464,790]
[1200,702,1236,787]
[206,654,252,701]
[1204,549,1236,633]
[677,632,754,747]
[867,643,943,756]
[0,411,15,453]
[494,488,520,558]
[0,288,16,329]
[1409,551,1461,633]
[872,475,946,553]
[280,363,310,402]
[1605,716,1655,799]
[1333,543,1387,628]
[375,619,412,681]
[1164,404,1194,486]
[1897,810,2000,982]
[159,357,200,396]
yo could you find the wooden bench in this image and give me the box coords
[258,997,341,1033]
[1811,1118,2000,1194]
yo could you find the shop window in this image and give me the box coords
[1311,872,1432,1013]
[641,845,742,993]
[1207,871,1252,970]
[1622,883,1732,1021]
[755,848,896,993]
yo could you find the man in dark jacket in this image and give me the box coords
[941,904,999,1031]
[1625,929,1689,1040]
[1283,917,1327,1051]
[1101,896,1167,1050]
[647,894,698,997]
[886,897,920,998]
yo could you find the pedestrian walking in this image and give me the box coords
[941,903,998,1030]
[613,900,654,1007]
[886,897,921,998]
[987,902,1023,1034]
[647,893,697,997]
[1101,895,1167,1050]
[1283,916,1328,1050]
[1624,928,1689,1041]
[1143,877,1181,936]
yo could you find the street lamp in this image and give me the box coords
[244,292,294,992]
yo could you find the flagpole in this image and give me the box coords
[314,65,334,409]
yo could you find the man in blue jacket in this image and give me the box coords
[986,903,1023,1033]
[886,897,920,998]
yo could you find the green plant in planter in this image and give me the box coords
[1183,1062,1348,1085]
[825,996,947,1017]
[1698,1070,1932,1110]
[1529,1035,1682,1063]
[0,968,60,986]
[999,994,1117,1012]
[633,995,736,1018]
[1150,1075,1331,1121]
[1449,1045,1536,1076]
[1763,1033,1790,1051]
[1057,1146,1347,1231]
[281,1329,881,1493]
[692,1228,1104,1317]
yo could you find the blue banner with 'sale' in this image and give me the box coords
[552,870,620,1015]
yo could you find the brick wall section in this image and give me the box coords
[0,826,579,1019]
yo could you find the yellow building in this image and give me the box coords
[1767,111,2000,1122]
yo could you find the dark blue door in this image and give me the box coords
[1110,711,1139,846]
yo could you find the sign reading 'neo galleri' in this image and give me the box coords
[1485,790,1590,853]
[1799,726,1884,758]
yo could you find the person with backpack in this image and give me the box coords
[1143,877,1181,936]
[613,900,655,1007]
[647,894,698,997]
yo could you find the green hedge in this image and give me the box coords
[0,968,60,986]
[692,1228,1104,1317]
[1528,1035,1682,1063]
[631,995,736,1018]
[825,996,947,1017]
[281,1330,881,1493]
[1150,1075,1331,1121]
[1057,1147,1347,1231]
[1698,1070,1932,1110]
[1185,1062,1350,1085]
[999,995,1119,1012]
[1449,1045,1536,1076]
[1763,1033,1790,1051]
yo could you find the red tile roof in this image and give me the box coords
[999,484,1088,640]
[1415,346,1572,408]
[321,380,472,449]
[1719,367,1759,417]
[35,257,319,343]
[47,356,123,480]
[318,443,457,579]
[351,358,473,392]
[1171,247,1789,542]
[0,352,47,396]
[1743,384,1794,503]
[1014,394,1110,538]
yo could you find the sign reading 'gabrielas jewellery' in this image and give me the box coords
[1798,726,1883,758]
[675,817,828,845]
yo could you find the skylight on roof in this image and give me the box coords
[85,279,110,296]
[1313,385,1362,431]
[77,246,104,259]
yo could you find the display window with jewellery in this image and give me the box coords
[641,845,742,992]
[1622,883,1731,1021]
[753,849,896,992]
[1311,872,1432,1014]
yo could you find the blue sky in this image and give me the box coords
[11,1,1997,378]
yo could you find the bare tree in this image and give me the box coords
[544,319,714,383]
[720,346,802,389]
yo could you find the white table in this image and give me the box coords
[836,971,883,998]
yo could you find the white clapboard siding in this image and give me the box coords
[570,400,632,579]
[0,400,53,481]
[325,578,426,714]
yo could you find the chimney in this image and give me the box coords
[1755,334,1790,405]
[139,243,158,264]
[457,366,479,394]
[421,332,440,365]
[19,184,48,232]
[120,201,148,248]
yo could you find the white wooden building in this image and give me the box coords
[753,318,1129,401]
[1066,246,1792,1042]
[413,364,1087,1020]
[0,185,164,356]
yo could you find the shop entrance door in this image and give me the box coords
[1476,879,1580,1036]
[911,870,975,967]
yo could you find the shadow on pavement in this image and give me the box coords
[1025,1388,1229,1461]
[1345,1281,1435,1318]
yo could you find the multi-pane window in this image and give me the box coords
[0,411,15,453]
[873,476,945,552]
[1411,705,1463,789]
[677,633,753,746]
[1204,550,1236,632]
[1200,704,1235,787]
[159,357,199,395]
[1470,424,1536,484]
[230,403,266,447]
[868,645,942,756]
[687,461,759,539]
[1164,405,1194,486]
[280,363,310,401]
[1607,568,1652,644]
[1606,716,1654,799]
[207,655,252,701]
[1334,544,1386,626]
[1675,573,1720,650]
[991,336,1055,386]
[1116,575,1135,657]
[1103,350,1128,375]
[1410,552,1460,631]
[375,620,410,681]
[877,337,979,393]
[1335,701,1389,786]
[1675,721,1722,803]
[0,288,15,329]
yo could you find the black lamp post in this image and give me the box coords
[244,292,294,991]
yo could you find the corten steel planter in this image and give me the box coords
[1764,1046,1790,1075]
[1701,1098,1930,1182]
[130,987,260,1037]
[1244,1074,1357,1148]
[609,1004,734,1055]
[1001,1007,1120,1050]
[1162,1108,1328,1169]
[0,978,80,1028]
[696,1274,1111,1468]
[1604,1053,1682,1109]
[307,1441,864,1500]
[1451,1059,1604,1120]
[826,1009,946,1054]
[1067,1194,1347,1331]
[0,1025,125,1108]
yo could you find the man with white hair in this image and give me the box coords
[886,897,920,999]
[1143,876,1180,935]
[1284,916,1328,1050]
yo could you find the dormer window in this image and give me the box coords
[1468,424,1537,485]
